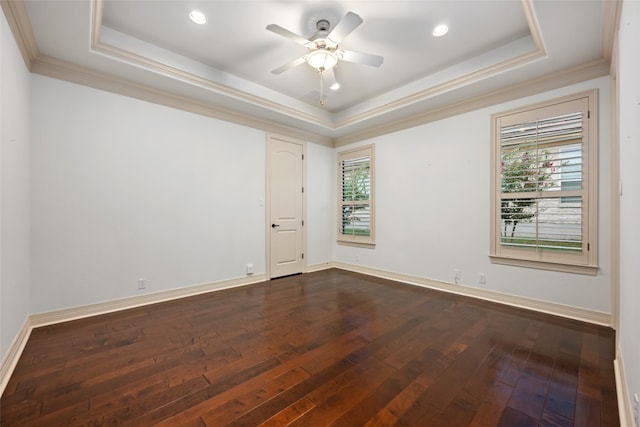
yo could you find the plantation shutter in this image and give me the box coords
[338,145,375,245]
[491,92,597,274]
[489,90,598,275]
[500,111,584,252]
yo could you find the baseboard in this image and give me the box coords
[30,273,267,328]
[615,351,635,427]
[0,317,33,397]
[307,262,333,273]
[330,262,612,327]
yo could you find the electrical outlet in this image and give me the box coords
[246,263,254,275]
[479,273,486,284]
[137,278,147,290]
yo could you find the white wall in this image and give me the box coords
[306,142,335,267]
[0,12,31,360]
[617,0,640,421]
[29,76,271,313]
[335,76,611,313]
[29,75,336,314]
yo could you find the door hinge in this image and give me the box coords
[587,243,590,251]
[302,187,304,193]
[301,253,304,259]
[588,110,590,119]
[302,220,304,226]
[302,154,304,160]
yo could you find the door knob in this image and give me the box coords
[271,223,280,228]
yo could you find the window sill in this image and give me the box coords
[489,255,598,276]
[337,240,376,249]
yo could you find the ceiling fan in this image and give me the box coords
[266,11,384,105]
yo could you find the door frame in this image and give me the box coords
[265,133,307,280]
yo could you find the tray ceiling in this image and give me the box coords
[7,0,613,144]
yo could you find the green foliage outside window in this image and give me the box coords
[342,161,370,236]
[500,148,556,238]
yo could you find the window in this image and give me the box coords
[559,146,582,204]
[338,145,375,246]
[490,91,598,275]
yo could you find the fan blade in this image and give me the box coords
[341,49,384,67]
[271,56,307,74]
[325,68,339,90]
[266,24,313,47]
[327,12,363,45]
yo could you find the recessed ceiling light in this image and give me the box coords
[432,24,448,37]
[189,10,207,25]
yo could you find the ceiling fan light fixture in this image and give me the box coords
[306,49,338,71]
[189,10,207,25]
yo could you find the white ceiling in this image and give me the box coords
[13,0,612,144]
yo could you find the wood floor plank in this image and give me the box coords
[198,368,310,425]
[258,397,315,427]
[223,358,357,426]
[122,357,282,426]
[467,381,513,427]
[540,409,574,427]
[335,345,452,426]
[506,373,549,420]
[497,406,538,427]
[362,381,428,427]
[575,392,603,427]
[287,358,396,426]
[0,269,619,426]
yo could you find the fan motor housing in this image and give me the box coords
[310,19,331,44]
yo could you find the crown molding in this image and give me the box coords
[333,58,610,147]
[333,0,547,130]
[88,0,549,135]
[2,0,614,148]
[90,0,102,48]
[0,0,38,70]
[521,0,545,53]
[23,53,612,151]
[92,35,336,132]
[90,1,335,131]
[601,0,623,63]
[31,54,334,147]
[25,53,610,150]
[0,0,333,146]
[334,48,547,131]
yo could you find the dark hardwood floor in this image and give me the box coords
[1,269,618,426]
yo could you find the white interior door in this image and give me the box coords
[267,135,305,279]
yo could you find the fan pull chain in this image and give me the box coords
[319,71,324,106]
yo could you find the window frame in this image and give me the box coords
[489,90,598,275]
[337,144,375,247]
